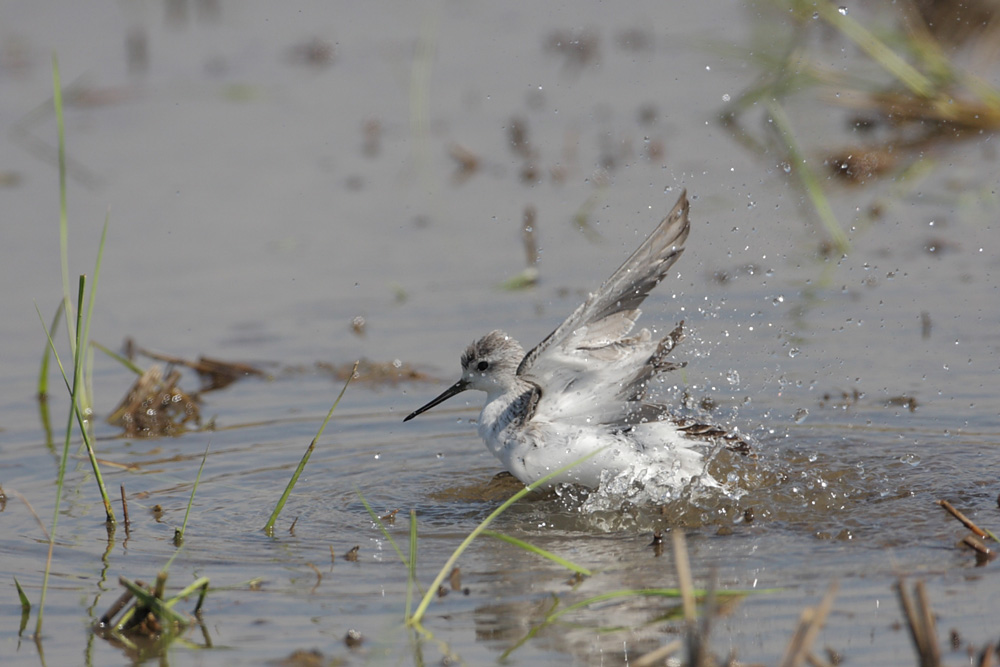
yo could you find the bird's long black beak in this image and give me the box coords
[403,379,469,421]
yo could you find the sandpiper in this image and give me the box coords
[405,191,742,490]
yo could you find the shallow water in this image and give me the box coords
[2,1,999,665]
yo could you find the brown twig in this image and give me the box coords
[634,639,683,666]
[307,562,322,595]
[896,578,942,667]
[937,499,990,539]
[120,484,130,533]
[962,535,992,556]
[779,581,839,667]
[673,531,697,624]
[97,589,134,628]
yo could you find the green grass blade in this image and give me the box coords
[78,214,109,412]
[90,340,144,375]
[174,443,210,547]
[34,302,77,636]
[34,277,88,633]
[767,99,850,254]
[36,303,64,448]
[117,577,189,627]
[810,0,933,98]
[36,302,64,401]
[70,275,114,524]
[15,577,30,635]
[408,447,604,627]
[15,577,30,611]
[164,576,211,610]
[406,509,417,624]
[481,530,592,576]
[357,492,407,565]
[52,54,74,358]
[263,361,359,535]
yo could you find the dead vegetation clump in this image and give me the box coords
[106,365,200,437]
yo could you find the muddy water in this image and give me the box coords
[2,1,998,665]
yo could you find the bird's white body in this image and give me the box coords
[405,191,739,491]
[478,389,707,490]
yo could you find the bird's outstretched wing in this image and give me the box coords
[517,190,690,422]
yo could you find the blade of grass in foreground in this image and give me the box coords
[36,280,116,517]
[68,275,114,523]
[808,0,933,98]
[80,214,109,410]
[36,304,65,449]
[408,447,604,628]
[34,295,81,636]
[34,275,115,632]
[90,340,144,375]
[36,303,64,401]
[263,361,359,536]
[358,492,408,566]
[53,55,71,350]
[15,577,30,612]
[407,509,418,625]
[15,577,30,635]
[481,530,591,576]
[173,443,210,548]
[766,99,850,255]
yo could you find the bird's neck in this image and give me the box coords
[480,379,537,432]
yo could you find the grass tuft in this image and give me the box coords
[96,572,210,647]
[35,54,116,638]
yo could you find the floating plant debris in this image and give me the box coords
[448,143,480,183]
[107,365,200,437]
[129,342,266,391]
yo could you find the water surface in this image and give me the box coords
[1,1,998,665]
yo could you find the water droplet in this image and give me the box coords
[726,370,740,386]
[837,6,848,15]
[812,11,820,19]
[722,93,731,102]
[788,347,800,358]
[900,453,921,466]
[793,408,809,423]
[772,295,784,306]
[373,452,381,460]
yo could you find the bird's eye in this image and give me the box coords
[477,361,489,371]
